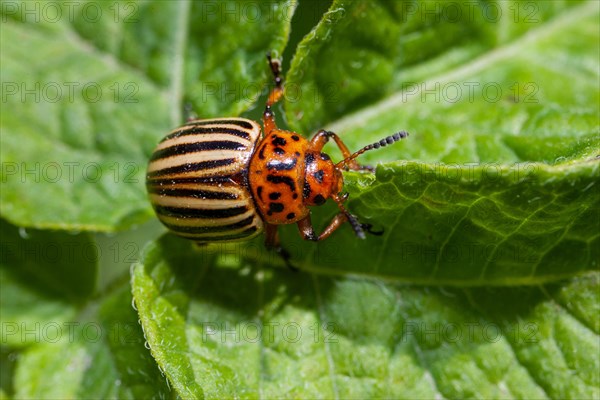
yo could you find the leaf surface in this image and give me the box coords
[0,0,296,231]
[0,219,171,398]
[277,0,599,282]
[132,235,599,398]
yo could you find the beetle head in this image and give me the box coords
[303,151,343,206]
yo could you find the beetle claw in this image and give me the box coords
[359,164,375,172]
[275,246,298,271]
[361,223,384,236]
[265,241,298,271]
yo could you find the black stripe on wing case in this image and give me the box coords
[154,205,248,219]
[150,141,247,161]
[193,226,259,241]
[164,215,255,234]
[186,119,255,130]
[146,176,234,186]
[147,158,236,178]
[161,127,251,142]
[147,186,239,200]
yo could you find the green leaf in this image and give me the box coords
[11,288,172,399]
[2,0,599,397]
[132,235,599,398]
[0,0,296,231]
[0,218,172,397]
[1,347,17,397]
[0,219,95,349]
[285,0,591,132]
[274,0,600,282]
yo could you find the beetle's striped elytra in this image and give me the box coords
[146,53,409,268]
[146,118,264,243]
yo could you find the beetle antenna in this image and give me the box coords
[336,131,409,169]
[266,51,282,88]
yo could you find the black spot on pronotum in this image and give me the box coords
[269,192,281,200]
[291,135,300,141]
[295,151,300,157]
[258,144,267,159]
[313,170,324,184]
[313,194,326,205]
[269,202,284,213]
[305,152,315,166]
[266,158,297,171]
[320,153,330,161]
[273,147,285,155]
[286,212,296,220]
[266,175,296,193]
[272,136,287,146]
[292,193,298,199]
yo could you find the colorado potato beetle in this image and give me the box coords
[146,54,408,267]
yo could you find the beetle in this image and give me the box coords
[146,54,408,267]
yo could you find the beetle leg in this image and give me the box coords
[331,193,369,239]
[310,130,369,171]
[297,212,379,241]
[263,52,284,136]
[264,223,296,271]
[297,213,351,241]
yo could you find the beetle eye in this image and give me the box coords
[320,153,330,161]
[313,194,326,205]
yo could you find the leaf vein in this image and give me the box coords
[528,203,592,279]
[463,288,552,399]
[312,274,339,400]
[479,193,559,281]
[326,1,599,134]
